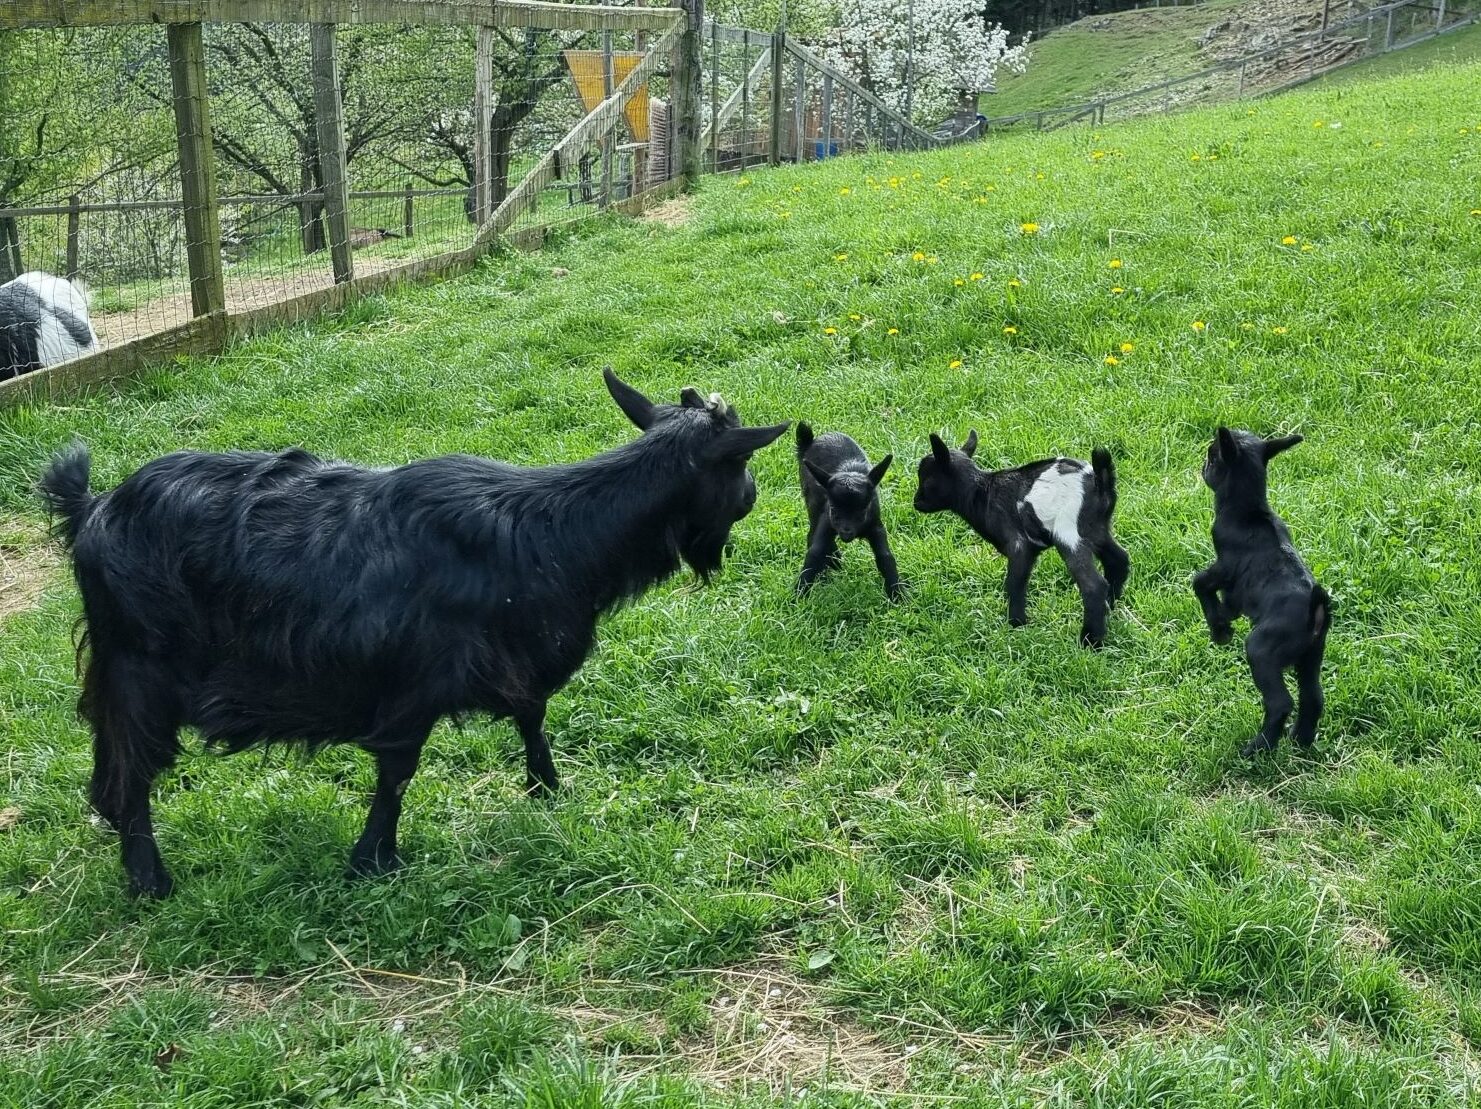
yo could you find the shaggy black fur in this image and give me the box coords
[1194,428,1331,757]
[794,422,900,600]
[38,368,788,897]
[913,431,1128,647]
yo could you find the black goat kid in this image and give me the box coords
[914,432,1128,647]
[38,369,788,897]
[795,423,901,600]
[1194,428,1331,757]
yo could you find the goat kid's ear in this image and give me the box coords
[961,430,979,459]
[1262,433,1304,460]
[868,454,893,486]
[1216,426,1239,461]
[705,421,790,462]
[929,434,952,467]
[680,386,707,409]
[803,459,833,488]
[604,367,658,429]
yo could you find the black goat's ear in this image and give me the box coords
[1216,427,1239,460]
[604,367,657,429]
[680,386,707,409]
[804,459,833,488]
[1262,433,1303,460]
[961,430,979,459]
[929,434,952,467]
[868,454,893,485]
[705,421,790,462]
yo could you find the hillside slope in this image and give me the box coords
[4,58,1481,1109]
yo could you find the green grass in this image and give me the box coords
[4,57,1481,1107]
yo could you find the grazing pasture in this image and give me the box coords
[2,57,1481,1108]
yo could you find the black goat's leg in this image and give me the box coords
[1095,537,1131,607]
[1241,626,1295,757]
[1193,565,1234,644]
[1004,545,1041,628]
[796,522,840,595]
[1291,635,1328,749]
[515,704,559,797]
[1061,543,1111,648]
[866,525,904,600]
[348,740,427,878]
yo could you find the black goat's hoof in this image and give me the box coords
[1210,624,1234,646]
[1081,629,1106,650]
[127,869,175,900]
[1239,735,1278,758]
[1008,616,1029,629]
[346,847,401,880]
[525,775,559,800]
[885,582,906,602]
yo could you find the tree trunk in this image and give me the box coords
[297,156,327,255]
[490,118,518,209]
[0,216,20,281]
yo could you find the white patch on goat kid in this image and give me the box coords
[12,272,99,363]
[1022,463,1089,549]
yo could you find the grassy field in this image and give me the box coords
[4,55,1481,1108]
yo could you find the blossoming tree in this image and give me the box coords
[819,0,1028,125]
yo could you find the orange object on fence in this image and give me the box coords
[563,50,651,142]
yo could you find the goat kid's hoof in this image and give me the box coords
[1080,629,1106,650]
[1210,624,1234,646]
[885,582,906,602]
[1239,734,1279,758]
[525,775,560,800]
[346,847,402,880]
[128,870,175,900]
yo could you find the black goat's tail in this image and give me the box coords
[795,421,815,459]
[1310,583,1333,641]
[1091,447,1117,516]
[38,441,94,547]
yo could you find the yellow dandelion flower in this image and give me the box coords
[1002,325,1018,335]
[912,251,926,261]
[848,313,862,321]
[823,327,838,335]
[1192,320,1206,332]
[839,187,851,195]
[835,253,848,261]
[1020,222,1040,234]
[1191,153,1202,162]
[1108,258,1123,269]
[1273,326,1289,334]
[1471,209,1481,216]
[1091,150,1106,160]
[1241,322,1255,331]
[949,359,964,369]
[1281,235,1298,245]
[1104,355,1120,365]
[887,327,899,336]
[1008,278,1023,288]
[1301,243,1313,252]
[737,177,751,187]
[793,186,802,193]
[970,272,984,281]
[954,278,966,286]
[1110,286,1124,294]
[1120,342,1135,353]
[1035,172,1045,180]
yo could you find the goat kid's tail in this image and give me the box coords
[1309,583,1333,641]
[1091,448,1117,515]
[795,421,815,459]
[38,441,94,546]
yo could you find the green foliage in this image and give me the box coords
[3,56,1481,1108]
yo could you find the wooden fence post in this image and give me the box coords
[473,27,494,223]
[601,31,615,205]
[309,23,353,285]
[740,30,752,168]
[403,181,414,238]
[769,27,785,165]
[820,73,833,159]
[1436,0,1447,27]
[673,0,704,183]
[166,22,225,319]
[1384,7,1396,47]
[793,54,806,162]
[709,20,720,170]
[65,194,81,279]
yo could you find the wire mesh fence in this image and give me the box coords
[1,2,952,391]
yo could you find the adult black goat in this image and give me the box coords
[39,368,788,897]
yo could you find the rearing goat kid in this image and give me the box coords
[39,369,788,898]
[1194,428,1331,757]
[795,423,901,600]
[914,432,1128,647]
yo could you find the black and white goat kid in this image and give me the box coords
[913,432,1128,647]
[38,369,788,897]
[0,271,99,381]
[1194,428,1331,757]
[794,423,901,600]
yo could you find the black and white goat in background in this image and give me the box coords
[794,423,902,600]
[913,431,1128,647]
[1194,428,1331,757]
[39,368,788,897]
[0,271,99,381]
